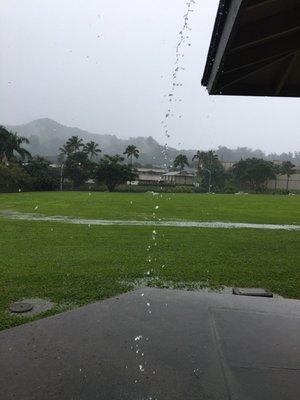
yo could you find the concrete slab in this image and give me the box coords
[0,288,299,400]
[232,287,273,297]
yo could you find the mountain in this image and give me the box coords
[6,118,300,165]
[7,118,180,166]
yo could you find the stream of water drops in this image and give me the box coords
[131,1,197,396]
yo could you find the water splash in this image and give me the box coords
[130,1,197,393]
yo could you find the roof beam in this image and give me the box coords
[219,53,294,92]
[219,84,300,97]
[231,27,299,53]
[219,52,296,88]
[245,0,279,12]
[231,9,300,52]
[224,30,300,73]
[223,50,296,75]
[275,52,299,95]
[245,0,297,13]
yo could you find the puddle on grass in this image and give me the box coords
[119,278,285,298]
[1,210,299,231]
[118,277,232,294]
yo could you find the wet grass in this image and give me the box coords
[0,216,299,331]
[0,191,300,224]
[0,192,299,330]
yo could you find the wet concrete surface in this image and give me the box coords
[0,288,299,399]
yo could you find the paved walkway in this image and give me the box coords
[1,210,300,230]
[0,288,299,399]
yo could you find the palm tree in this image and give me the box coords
[83,141,101,160]
[192,150,219,189]
[0,126,10,163]
[192,151,206,174]
[280,161,296,191]
[272,164,281,191]
[9,133,31,160]
[206,150,219,167]
[66,136,84,153]
[0,126,31,163]
[193,150,219,169]
[174,154,189,171]
[123,145,139,190]
[59,144,70,156]
[123,145,139,166]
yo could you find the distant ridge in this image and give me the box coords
[6,118,299,165]
[7,118,176,165]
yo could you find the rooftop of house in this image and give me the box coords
[137,168,166,174]
[163,170,195,177]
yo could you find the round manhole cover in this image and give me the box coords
[10,302,33,314]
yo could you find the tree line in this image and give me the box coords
[0,127,139,192]
[173,151,296,192]
[0,126,297,193]
[215,145,300,164]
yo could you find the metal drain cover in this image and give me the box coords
[232,288,273,297]
[9,302,33,314]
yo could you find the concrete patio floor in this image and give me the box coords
[0,287,299,399]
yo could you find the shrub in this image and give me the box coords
[0,163,32,192]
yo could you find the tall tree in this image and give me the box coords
[192,151,206,171]
[0,126,31,163]
[0,126,10,164]
[280,161,296,191]
[272,164,281,191]
[64,151,94,189]
[95,155,136,192]
[232,158,276,192]
[83,141,101,160]
[59,144,71,156]
[192,150,223,190]
[192,151,206,184]
[174,154,189,171]
[123,145,140,166]
[123,145,139,190]
[206,150,219,166]
[0,163,32,192]
[65,136,84,153]
[24,156,59,191]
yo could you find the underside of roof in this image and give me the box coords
[202,0,300,97]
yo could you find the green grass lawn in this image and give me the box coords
[0,192,299,331]
[1,191,300,224]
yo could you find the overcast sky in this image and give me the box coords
[0,0,299,153]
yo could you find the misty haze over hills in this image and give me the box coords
[6,118,300,166]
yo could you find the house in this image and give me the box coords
[136,168,165,185]
[162,170,195,186]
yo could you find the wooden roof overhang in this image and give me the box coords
[202,0,300,97]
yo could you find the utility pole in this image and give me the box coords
[203,167,212,193]
[60,163,64,191]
